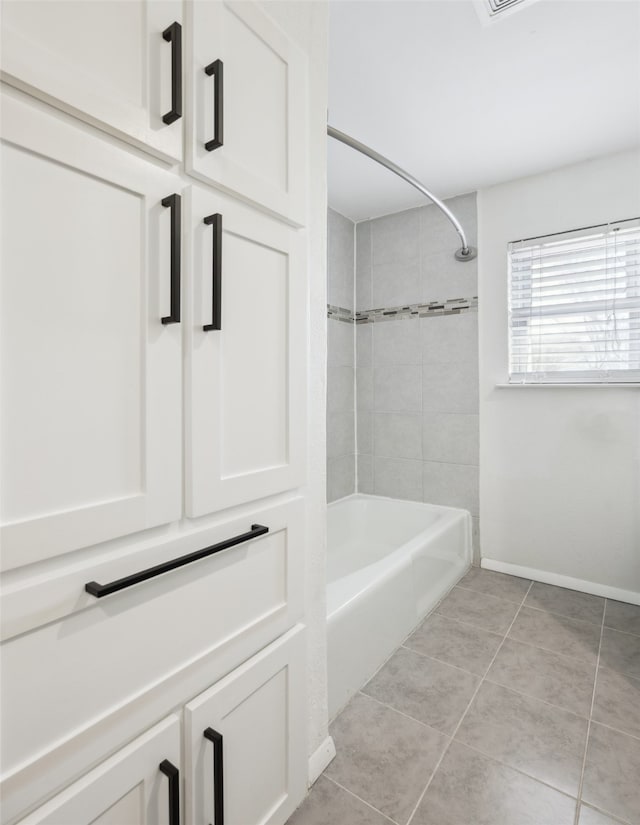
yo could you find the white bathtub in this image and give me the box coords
[327,494,472,719]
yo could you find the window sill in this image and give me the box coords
[495,383,640,389]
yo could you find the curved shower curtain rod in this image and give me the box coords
[327,125,477,262]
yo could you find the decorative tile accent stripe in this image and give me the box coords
[327,297,478,324]
[327,304,355,323]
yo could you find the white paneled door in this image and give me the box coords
[0,90,182,570]
[184,627,306,825]
[186,0,306,223]
[0,0,183,161]
[184,185,306,518]
[16,716,181,825]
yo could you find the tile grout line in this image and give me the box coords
[405,579,535,825]
[357,690,458,736]
[398,644,488,678]
[323,775,400,825]
[573,599,606,825]
[492,630,600,669]
[457,739,580,803]
[578,801,634,825]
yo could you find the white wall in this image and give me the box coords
[478,149,640,602]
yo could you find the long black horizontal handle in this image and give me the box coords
[162,22,182,125]
[161,193,181,324]
[85,525,268,598]
[159,760,180,825]
[203,213,222,331]
[204,59,224,152]
[204,728,224,825]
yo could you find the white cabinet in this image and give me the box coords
[186,0,306,224]
[0,90,182,570]
[185,627,306,825]
[16,716,181,825]
[184,185,306,518]
[0,0,183,161]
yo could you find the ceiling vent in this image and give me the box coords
[472,0,540,24]
[487,0,527,13]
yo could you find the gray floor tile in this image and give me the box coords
[525,582,605,625]
[592,666,640,739]
[286,776,391,825]
[412,742,577,825]
[457,567,531,604]
[435,586,519,634]
[455,681,588,796]
[509,606,601,665]
[326,693,447,825]
[362,647,480,735]
[578,805,628,825]
[604,600,640,637]
[599,627,640,679]
[582,722,640,825]
[404,613,502,676]
[487,638,596,717]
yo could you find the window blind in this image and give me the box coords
[508,217,640,384]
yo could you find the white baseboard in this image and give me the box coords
[308,735,336,786]
[481,558,640,606]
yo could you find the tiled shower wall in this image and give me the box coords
[326,208,355,502]
[355,193,480,554]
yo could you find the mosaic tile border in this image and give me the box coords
[327,297,478,324]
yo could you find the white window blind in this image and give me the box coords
[508,217,640,384]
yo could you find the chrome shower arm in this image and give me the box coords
[327,125,476,261]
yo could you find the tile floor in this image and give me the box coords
[288,569,640,825]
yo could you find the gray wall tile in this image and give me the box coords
[472,517,481,566]
[371,207,420,265]
[356,323,372,368]
[420,192,478,303]
[357,410,373,455]
[423,461,479,515]
[356,366,373,410]
[423,413,479,465]
[357,454,374,493]
[328,208,355,310]
[350,196,480,530]
[372,259,420,309]
[327,410,355,460]
[328,365,355,413]
[421,251,478,305]
[355,221,372,311]
[374,364,422,413]
[328,454,356,503]
[421,313,478,364]
[374,413,423,460]
[422,361,479,414]
[374,457,423,501]
[327,317,354,368]
[373,319,421,365]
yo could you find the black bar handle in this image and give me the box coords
[162,22,182,125]
[204,728,224,825]
[203,213,222,331]
[161,193,181,325]
[204,59,224,152]
[159,760,180,825]
[85,525,268,598]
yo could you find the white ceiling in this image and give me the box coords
[328,0,640,222]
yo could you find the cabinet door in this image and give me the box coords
[0,0,183,161]
[0,90,182,570]
[186,0,306,224]
[184,185,306,518]
[185,626,306,825]
[16,716,181,825]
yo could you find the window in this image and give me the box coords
[508,218,640,384]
